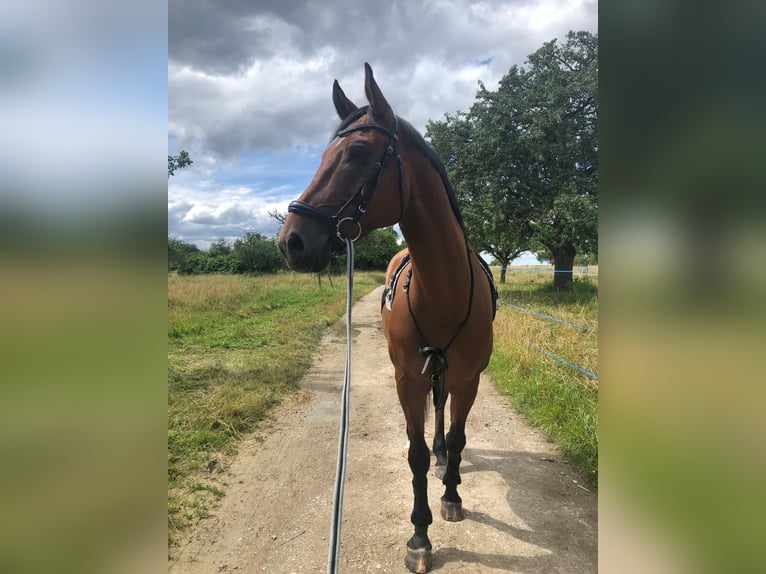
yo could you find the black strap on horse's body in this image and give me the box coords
[403,236,478,410]
[381,238,498,409]
[288,107,403,253]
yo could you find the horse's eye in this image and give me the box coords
[347,145,371,163]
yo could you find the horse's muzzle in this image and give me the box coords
[278,222,333,273]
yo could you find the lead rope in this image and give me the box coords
[328,238,354,574]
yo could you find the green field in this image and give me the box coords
[168,267,598,547]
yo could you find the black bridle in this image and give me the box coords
[288,107,403,253]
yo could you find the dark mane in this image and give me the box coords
[333,107,466,231]
[397,116,466,231]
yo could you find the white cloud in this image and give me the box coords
[169,0,597,160]
[168,52,339,157]
[168,183,292,246]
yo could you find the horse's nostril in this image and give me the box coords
[287,233,304,253]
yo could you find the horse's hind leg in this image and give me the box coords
[432,397,448,478]
[440,377,479,522]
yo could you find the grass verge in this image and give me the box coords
[167,270,384,549]
[487,268,598,488]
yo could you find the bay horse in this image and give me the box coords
[278,64,496,573]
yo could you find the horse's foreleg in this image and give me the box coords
[440,379,479,522]
[399,383,433,573]
[406,430,432,572]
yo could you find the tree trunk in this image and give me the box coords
[498,258,508,284]
[552,244,576,291]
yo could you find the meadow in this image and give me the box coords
[168,266,598,546]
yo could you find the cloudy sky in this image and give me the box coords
[168,0,598,257]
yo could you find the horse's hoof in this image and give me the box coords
[433,464,446,480]
[441,498,465,522]
[405,546,432,573]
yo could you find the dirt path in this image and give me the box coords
[169,286,597,573]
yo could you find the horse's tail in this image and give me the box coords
[423,385,439,416]
[424,378,446,416]
[431,379,447,411]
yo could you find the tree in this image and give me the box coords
[354,227,401,270]
[168,236,199,271]
[168,151,193,177]
[427,31,597,290]
[231,232,285,274]
[205,238,236,273]
[208,238,231,258]
[520,31,598,290]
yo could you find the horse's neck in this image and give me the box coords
[398,163,470,301]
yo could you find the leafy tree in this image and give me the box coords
[520,31,598,290]
[208,238,232,258]
[168,236,199,271]
[177,251,209,275]
[168,150,193,177]
[172,234,285,275]
[231,232,285,274]
[354,227,401,271]
[427,31,597,290]
[176,250,234,274]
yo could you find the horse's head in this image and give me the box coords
[278,63,404,272]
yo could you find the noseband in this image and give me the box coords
[288,108,403,253]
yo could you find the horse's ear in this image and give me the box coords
[364,63,395,128]
[333,79,358,120]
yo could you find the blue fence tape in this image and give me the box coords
[521,338,599,380]
[498,299,598,380]
[499,300,596,333]
[492,266,598,275]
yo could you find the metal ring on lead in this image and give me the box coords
[336,217,363,242]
